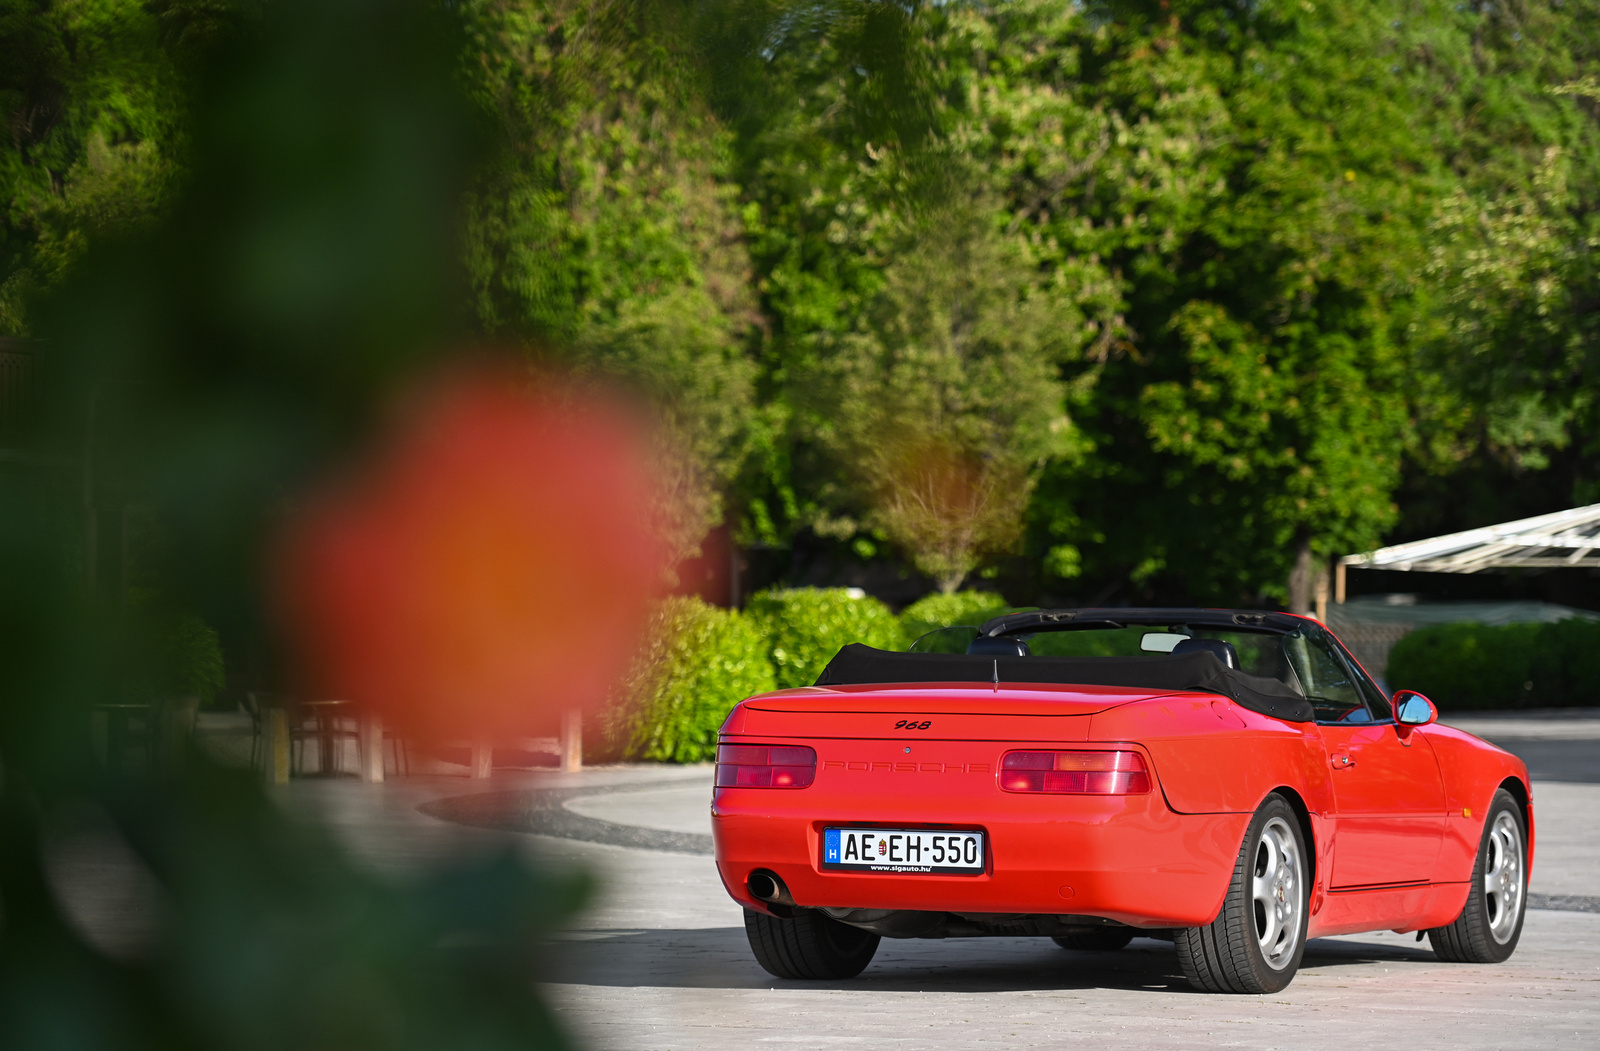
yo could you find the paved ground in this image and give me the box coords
[259,720,1600,1051]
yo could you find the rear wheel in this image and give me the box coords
[1175,794,1308,994]
[743,907,881,979]
[1428,788,1526,963]
[1052,928,1136,952]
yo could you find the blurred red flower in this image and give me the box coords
[275,367,667,742]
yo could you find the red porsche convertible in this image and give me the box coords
[711,608,1533,994]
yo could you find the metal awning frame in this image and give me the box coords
[1340,503,1600,575]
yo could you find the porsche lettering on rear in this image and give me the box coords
[713,606,1534,994]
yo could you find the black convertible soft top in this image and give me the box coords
[813,644,1314,723]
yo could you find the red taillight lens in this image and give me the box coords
[716,743,817,789]
[999,750,1151,794]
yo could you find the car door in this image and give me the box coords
[1286,630,1447,887]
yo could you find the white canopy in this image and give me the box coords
[1341,503,1600,573]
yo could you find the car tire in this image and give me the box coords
[1175,793,1309,994]
[1052,928,1136,952]
[1428,788,1527,964]
[743,907,881,979]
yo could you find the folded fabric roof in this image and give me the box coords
[814,644,1314,723]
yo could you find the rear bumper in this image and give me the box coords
[712,777,1250,929]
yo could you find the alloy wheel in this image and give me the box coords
[1251,816,1303,969]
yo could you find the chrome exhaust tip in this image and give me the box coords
[747,870,796,907]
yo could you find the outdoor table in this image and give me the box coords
[91,702,154,776]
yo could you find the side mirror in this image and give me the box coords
[1393,690,1437,727]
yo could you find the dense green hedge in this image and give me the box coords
[1385,618,1600,710]
[613,588,1033,762]
[610,597,776,762]
[899,590,1012,644]
[746,587,907,689]
[613,597,1600,761]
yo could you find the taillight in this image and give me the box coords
[999,750,1151,794]
[716,743,817,789]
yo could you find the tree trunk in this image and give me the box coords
[1287,535,1315,615]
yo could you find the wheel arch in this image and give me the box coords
[1497,774,1529,816]
[1496,774,1535,870]
[1265,785,1317,893]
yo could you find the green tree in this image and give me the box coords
[797,194,1091,591]
[459,0,761,562]
[729,2,1119,584]
[1006,1,1471,606]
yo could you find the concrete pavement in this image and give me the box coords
[263,721,1600,1051]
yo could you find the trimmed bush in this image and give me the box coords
[611,597,776,763]
[899,590,1012,644]
[1385,618,1600,710]
[747,587,907,689]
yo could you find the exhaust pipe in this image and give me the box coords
[747,870,797,908]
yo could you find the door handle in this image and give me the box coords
[1331,753,1356,769]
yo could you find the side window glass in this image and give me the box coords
[1337,643,1393,721]
[1282,631,1369,724]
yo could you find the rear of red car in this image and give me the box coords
[711,682,1250,930]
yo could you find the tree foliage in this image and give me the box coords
[6,0,1600,607]
[0,0,188,334]
[458,0,761,561]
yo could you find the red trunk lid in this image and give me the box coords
[725,682,1166,742]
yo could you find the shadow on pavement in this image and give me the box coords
[546,927,1442,994]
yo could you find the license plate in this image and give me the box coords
[821,827,985,874]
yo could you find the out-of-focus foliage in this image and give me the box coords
[899,590,1013,645]
[458,0,761,562]
[275,371,668,744]
[1426,146,1600,479]
[1386,618,1600,710]
[0,0,187,334]
[746,586,905,688]
[1,1,594,1048]
[609,596,776,762]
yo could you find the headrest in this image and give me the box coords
[1170,637,1238,669]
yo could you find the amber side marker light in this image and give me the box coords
[1000,750,1151,794]
[716,744,817,788]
